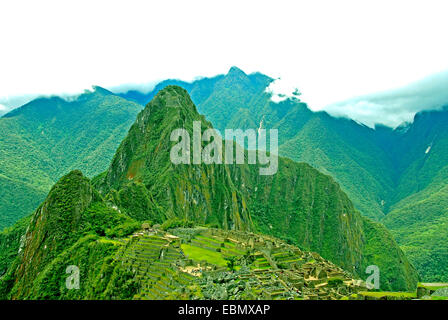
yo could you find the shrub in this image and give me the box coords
[106,221,141,238]
[161,218,194,231]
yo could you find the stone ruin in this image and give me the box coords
[119,226,368,300]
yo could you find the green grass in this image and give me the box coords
[418,283,448,291]
[181,244,227,267]
[252,265,271,270]
[359,291,416,299]
[195,235,222,245]
[431,296,448,300]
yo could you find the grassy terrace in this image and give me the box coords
[195,234,223,245]
[119,234,201,300]
[186,233,247,260]
[181,243,227,267]
[272,251,302,264]
[253,255,271,270]
[418,282,448,291]
[358,291,416,300]
[431,296,448,300]
[356,283,448,300]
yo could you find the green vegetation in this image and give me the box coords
[359,218,419,291]
[383,110,448,282]
[181,244,228,267]
[431,296,448,300]
[384,172,448,282]
[0,170,140,299]
[94,86,418,291]
[355,282,448,300]
[118,68,448,283]
[358,291,416,300]
[225,256,238,271]
[0,87,142,230]
[161,219,195,231]
[0,86,422,299]
[2,67,447,284]
[106,221,142,238]
[417,282,448,291]
[0,215,30,277]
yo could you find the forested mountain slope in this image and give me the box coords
[119,67,394,221]
[0,87,142,229]
[383,109,448,281]
[117,68,448,282]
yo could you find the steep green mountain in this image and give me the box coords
[96,86,253,231]
[0,171,372,300]
[393,108,448,202]
[119,67,393,221]
[0,170,142,299]
[117,68,448,282]
[96,86,418,290]
[0,87,142,230]
[0,216,30,278]
[384,178,448,282]
[0,87,418,299]
[382,109,448,282]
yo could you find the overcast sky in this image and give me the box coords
[1,0,447,127]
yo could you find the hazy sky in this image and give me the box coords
[1,0,447,126]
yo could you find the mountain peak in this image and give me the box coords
[156,85,190,100]
[11,170,99,294]
[227,66,247,77]
[91,85,113,95]
[147,85,198,113]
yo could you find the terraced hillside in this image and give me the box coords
[118,227,369,300]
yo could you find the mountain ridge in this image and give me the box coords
[0,88,143,229]
[0,86,419,298]
[0,67,445,283]
[93,85,418,290]
[115,68,448,282]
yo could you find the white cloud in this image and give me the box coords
[0,104,10,117]
[265,78,301,103]
[0,0,448,125]
[323,71,448,127]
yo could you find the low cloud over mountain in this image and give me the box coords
[322,71,448,128]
